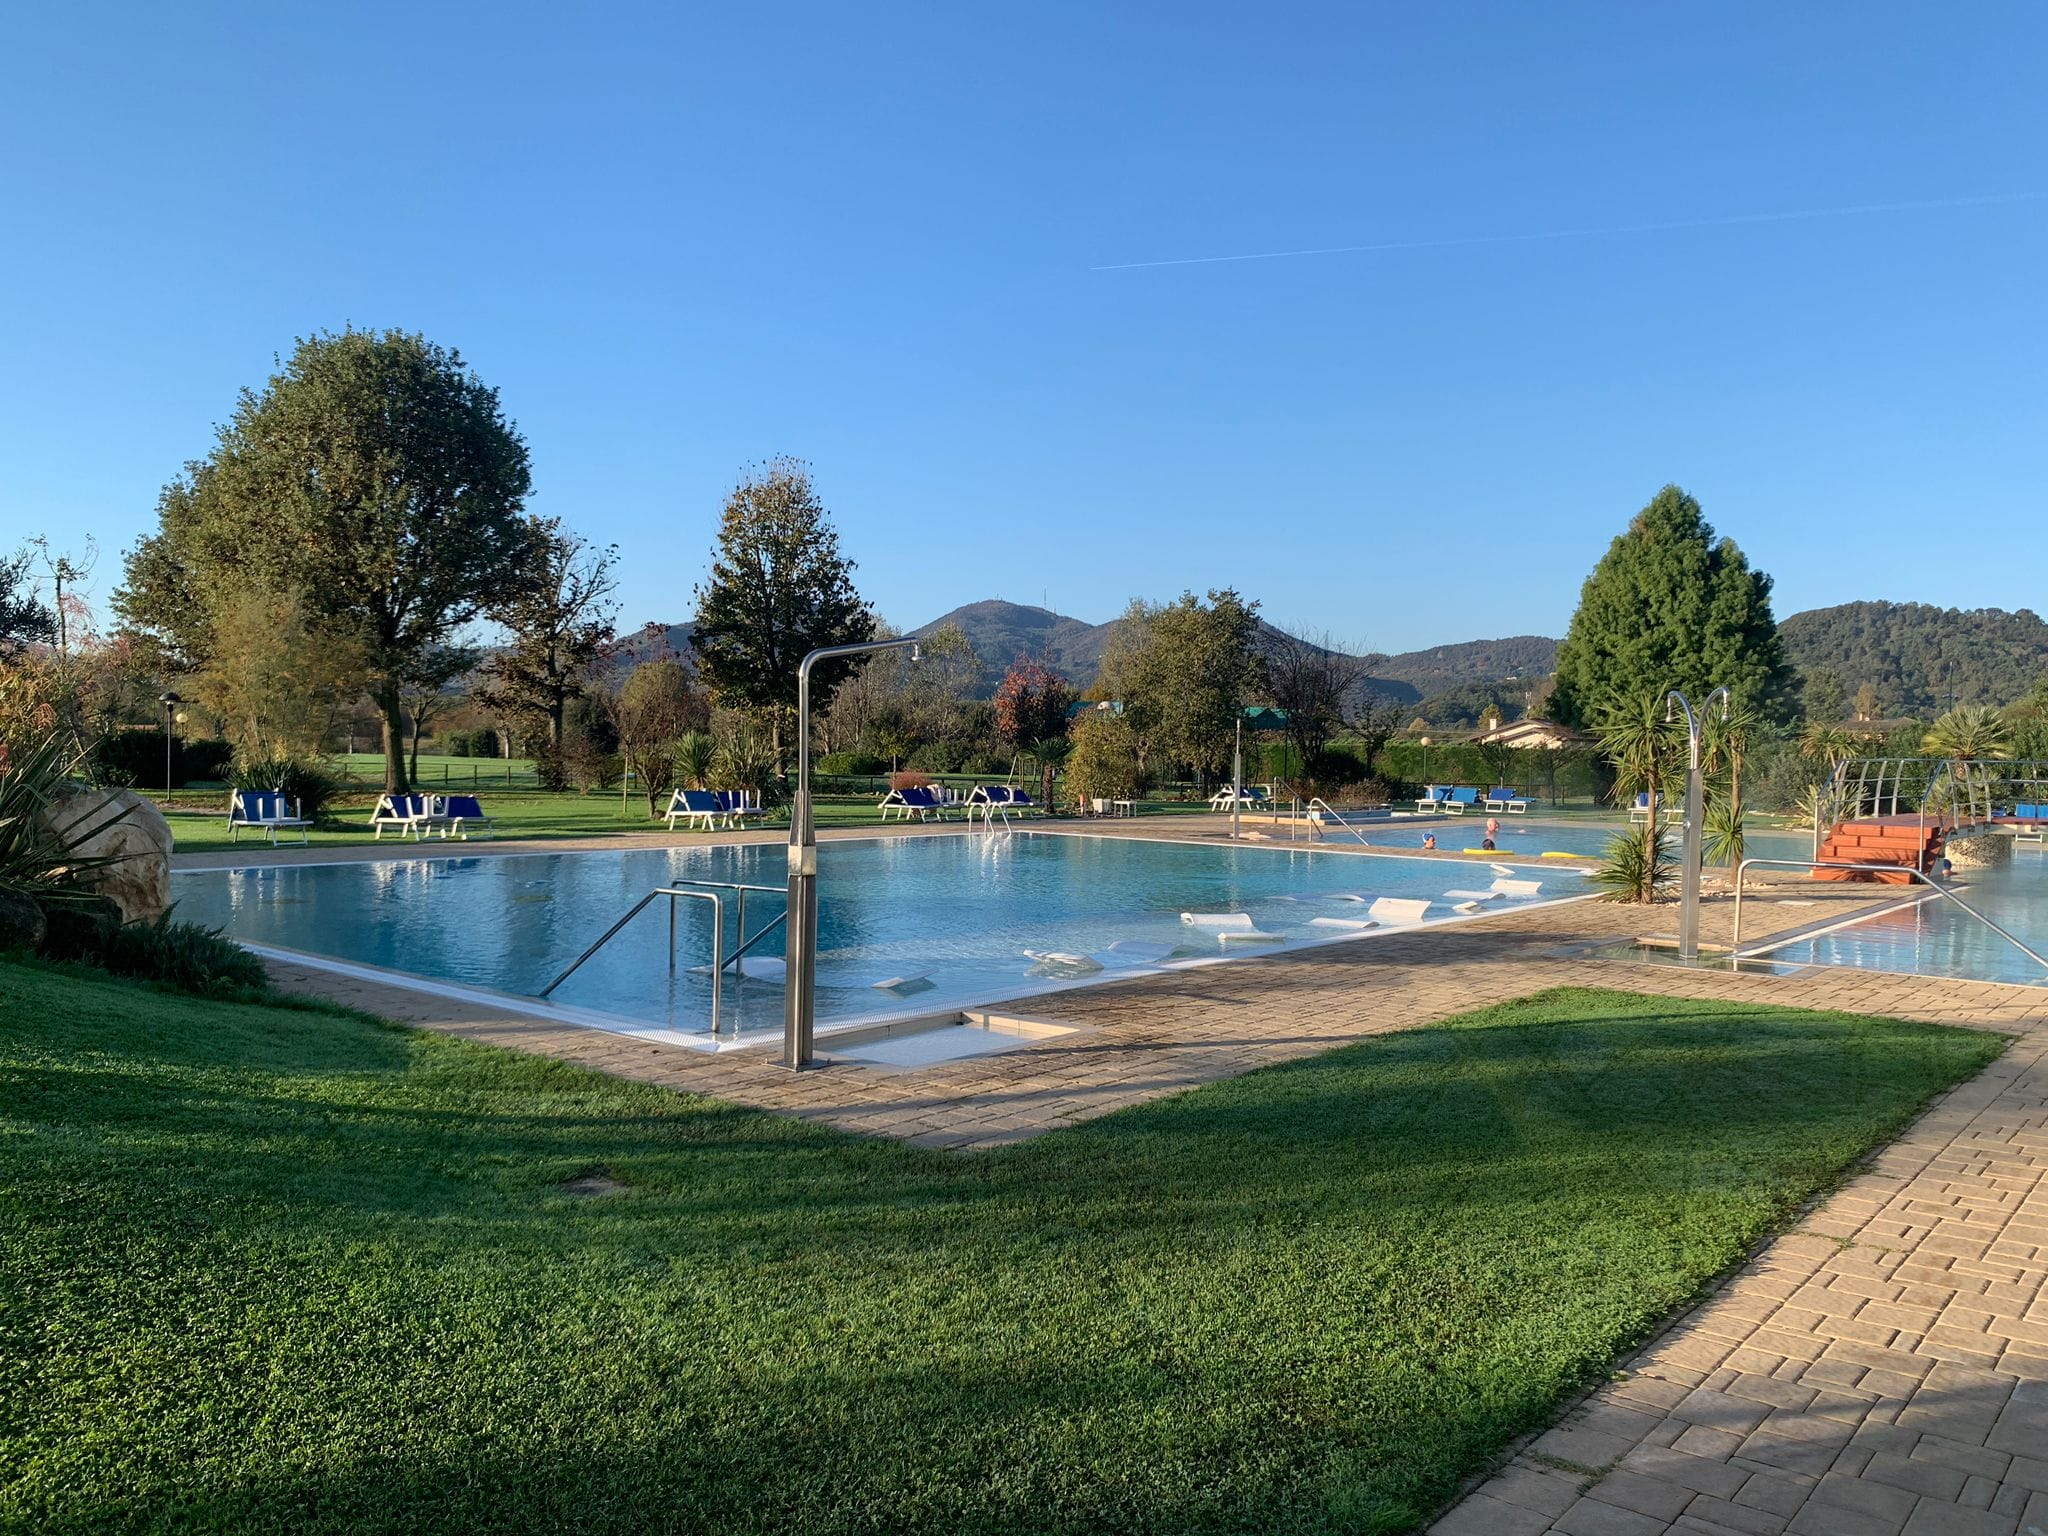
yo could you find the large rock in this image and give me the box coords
[39,786,175,924]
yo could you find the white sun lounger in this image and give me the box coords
[1025,950,1104,973]
[1180,912,1283,943]
[1366,897,1432,925]
[1491,878,1542,897]
[1443,888,1507,903]
[1308,916,1377,930]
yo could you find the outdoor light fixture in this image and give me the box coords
[157,691,182,794]
[784,637,921,1070]
[1665,686,1730,962]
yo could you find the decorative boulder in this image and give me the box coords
[38,786,175,924]
[0,887,45,954]
[1944,828,2010,870]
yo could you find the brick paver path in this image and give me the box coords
[185,819,2048,1533]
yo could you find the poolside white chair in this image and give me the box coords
[1414,786,1452,813]
[1484,788,1529,814]
[1180,912,1283,943]
[227,789,312,846]
[715,789,767,826]
[1442,787,1481,814]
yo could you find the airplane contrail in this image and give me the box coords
[1089,191,2041,272]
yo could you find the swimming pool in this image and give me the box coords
[171,832,1583,1046]
[1757,848,2048,988]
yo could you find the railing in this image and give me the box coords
[1817,757,2048,859]
[1304,797,1371,844]
[1730,856,2048,976]
[539,879,788,1035]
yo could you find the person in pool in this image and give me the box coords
[1421,833,1436,850]
[1481,815,1501,851]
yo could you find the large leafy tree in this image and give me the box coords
[116,328,534,791]
[691,459,872,769]
[992,657,1074,755]
[1120,589,1263,784]
[474,519,619,748]
[1549,486,1792,728]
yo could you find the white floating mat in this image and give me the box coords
[1308,916,1377,930]
[1442,888,1506,903]
[1490,878,1543,897]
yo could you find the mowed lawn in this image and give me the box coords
[0,967,2002,1535]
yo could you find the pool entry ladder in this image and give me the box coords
[538,878,787,1035]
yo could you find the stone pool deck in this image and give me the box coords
[184,818,2048,1536]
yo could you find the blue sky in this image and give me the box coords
[1,3,2042,655]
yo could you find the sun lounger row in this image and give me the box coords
[1413,786,1530,815]
[878,785,1036,820]
[370,794,497,841]
[664,788,766,832]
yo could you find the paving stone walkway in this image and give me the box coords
[1429,1009,2048,1536]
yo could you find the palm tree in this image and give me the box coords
[1701,703,1758,867]
[1027,733,1073,811]
[675,730,715,791]
[1923,705,2011,823]
[1595,692,1679,824]
[1922,704,2011,762]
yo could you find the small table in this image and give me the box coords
[1110,799,1136,818]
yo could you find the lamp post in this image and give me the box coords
[1665,686,1730,963]
[157,692,182,794]
[1420,735,1431,787]
[785,636,921,1070]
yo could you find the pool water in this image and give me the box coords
[1356,817,1812,864]
[1759,847,2048,987]
[171,832,1578,1039]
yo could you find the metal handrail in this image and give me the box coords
[1304,797,1370,844]
[1730,856,2048,975]
[539,878,791,1034]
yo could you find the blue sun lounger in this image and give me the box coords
[228,789,312,846]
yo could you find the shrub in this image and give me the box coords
[907,742,966,774]
[40,903,270,999]
[889,771,932,792]
[676,731,716,791]
[1589,824,1676,904]
[90,730,235,790]
[530,740,572,792]
[1066,716,1140,803]
[229,757,340,820]
[562,739,621,793]
[961,751,1010,778]
[817,751,887,777]
[2,732,133,915]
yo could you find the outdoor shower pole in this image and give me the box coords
[784,636,921,1070]
[1232,714,1242,841]
[158,691,181,794]
[1665,686,1730,963]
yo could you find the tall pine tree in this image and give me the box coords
[1549,485,1792,727]
[690,459,872,770]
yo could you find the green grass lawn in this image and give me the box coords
[0,966,2001,1534]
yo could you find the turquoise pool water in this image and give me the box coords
[170,833,1578,1038]
[1759,848,2048,987]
